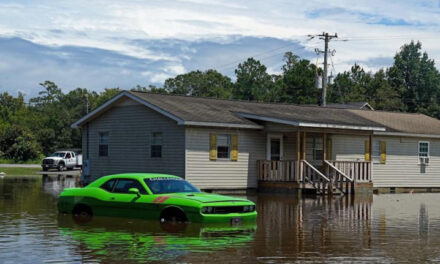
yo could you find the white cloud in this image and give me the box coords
[1,0,440,95]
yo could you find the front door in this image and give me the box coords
[267,134,283,161]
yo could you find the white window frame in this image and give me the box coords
[216,134,231,160]
[266,134,283,160]
[418,141,430,163]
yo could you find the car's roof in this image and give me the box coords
[106,173,181,179]
[88,173,181,187]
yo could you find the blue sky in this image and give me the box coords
[0,0,439,97]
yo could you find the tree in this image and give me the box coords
[164,70,233,98]
[328,64,372,104]
[233,58,272,101]
[280,52,320,104]
[369,69,402,111]
[388,41,440,115]
[0,125,41,161]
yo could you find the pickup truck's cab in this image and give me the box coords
[42,151,83,171]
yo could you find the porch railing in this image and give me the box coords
[324,160,354,195]
[257,160,299,182]
[257,159,371,194]
[330,161,371,183]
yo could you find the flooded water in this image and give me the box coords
[1,175,440,263]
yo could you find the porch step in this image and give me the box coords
[303,183,344,195]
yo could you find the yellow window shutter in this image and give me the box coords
[209,133,217,160]
[326,138,332,160]
[231,134,238,161]
[380,141,386,164]
[365,140,371,161]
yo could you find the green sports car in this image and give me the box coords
[58,173,257,224]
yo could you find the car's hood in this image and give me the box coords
[170,192,250,204]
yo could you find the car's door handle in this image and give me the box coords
[110,197,115,200]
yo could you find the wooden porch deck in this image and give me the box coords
[257,160,371,195]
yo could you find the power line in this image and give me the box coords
[213,35,314,71]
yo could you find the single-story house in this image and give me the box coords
[72,91,440,194]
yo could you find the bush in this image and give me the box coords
[0,125,42,162]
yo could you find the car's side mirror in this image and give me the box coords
[128,188,140,197]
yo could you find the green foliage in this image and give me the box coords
[164,70,232,98]
[233,58,272,101]
[0,125,41,161]
[388,41,440,115]
[279,52,320,104]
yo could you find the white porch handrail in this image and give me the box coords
[302,160,330,182]
[324,160,353,182]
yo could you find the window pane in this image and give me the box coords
[419,142,429,157]
[372,141,381,163]
[151,145,162,158]
[217,135,229,146]
[151,132,163,158]
[217,146,230,158]
[217,135,230,159]
[100,179,116,192]
[113,179,146,194]
[99,145,108,156]
[152,132,163,145]
[99,132,109,144]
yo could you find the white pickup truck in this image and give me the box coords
[41,151,83,171]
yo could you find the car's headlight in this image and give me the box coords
[249,205,255,212]
[202,206,214,214]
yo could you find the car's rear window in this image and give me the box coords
[144,178,200,194]
[100,179,117,192]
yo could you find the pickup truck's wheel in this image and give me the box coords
[72,204,93,224]
[160,207,188,223]
[57,162,65,171]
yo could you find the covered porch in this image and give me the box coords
[256,129,373,195]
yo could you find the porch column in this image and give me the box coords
[302,132,306,160]
[323,133,327,161]
[297,130,301,182]
[369,134,373,182]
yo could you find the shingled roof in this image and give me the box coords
[72,91,440,136]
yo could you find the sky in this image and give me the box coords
[1,0,440,97]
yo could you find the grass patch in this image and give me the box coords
[0,167,40,175]
[0,158,43,164]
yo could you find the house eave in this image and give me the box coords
[236,112,386,131]
[373,131,440,138]
[183,121,263,129]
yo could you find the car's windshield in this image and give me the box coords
[49,152,65,157]
[144,178,200,194]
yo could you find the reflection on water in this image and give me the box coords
[2,175,440,263]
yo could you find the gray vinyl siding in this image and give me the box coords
[185,127,266,189]
[332,134,369,161]
[84,100,185,180]
[283,133,297,160]
[373,136,440,187]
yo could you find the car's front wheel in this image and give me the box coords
[160,207,188,223]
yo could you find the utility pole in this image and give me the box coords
[310,32,337,106]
